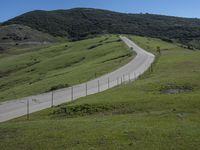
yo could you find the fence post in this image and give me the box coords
[51,91,54,107]
[71,86,74,101]
[121,76,123,85]
[128,73,131,82]
[27,99,29,120]
[123,74,125,83]
[98,80,100,92]
[108,77,110,89]
[66,89,68,101]
[85,83,88,96]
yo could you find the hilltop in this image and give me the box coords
[3,8,200,49]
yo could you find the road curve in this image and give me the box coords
[0,36,155,123]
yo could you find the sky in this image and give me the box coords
[0,0,200,22]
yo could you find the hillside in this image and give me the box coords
[0,24,57,49]
[1,36,200,149]
[3,8,200,48]
[0,35,133,102]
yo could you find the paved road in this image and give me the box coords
[0,36,155,123]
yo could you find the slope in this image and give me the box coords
[0,35,133,102]
[0,36,200,149]
[0,24,60,51]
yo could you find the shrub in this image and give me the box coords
[49,84,70,91]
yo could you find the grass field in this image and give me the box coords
[0,35,200,150]
[0,35,133,102]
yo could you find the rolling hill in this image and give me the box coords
[0,35,133,102]
[0,24,58,48]
[1,36,200,149]
[3,8,200,49]
[0,7,200,150]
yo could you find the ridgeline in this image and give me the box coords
[3,8,200,49]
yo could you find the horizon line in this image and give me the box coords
[1,7,200,22]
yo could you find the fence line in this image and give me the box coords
[18,54,154,120]
[29,66,152,117]
[0,36,157,123]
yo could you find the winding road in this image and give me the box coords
[0,36,155,123]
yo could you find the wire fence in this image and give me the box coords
[0,36,156,122]
[22,61,153,120]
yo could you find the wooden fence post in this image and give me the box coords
[86,83,88,96]
[51,91,54,107]
[27,100,29,120]
[98,80,100,92]
[71,86,74,101]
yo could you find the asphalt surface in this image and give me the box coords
[0,36,155,122]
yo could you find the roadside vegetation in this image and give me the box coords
[0,35,133,102]
[0,35,200,149]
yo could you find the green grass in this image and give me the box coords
[1,35,200,150]
[0,35,133,102]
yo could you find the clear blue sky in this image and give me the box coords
[1,0,200,22]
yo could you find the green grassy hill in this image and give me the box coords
[1,36,200,149]
[0,35,133,102]
[3,8,200,49]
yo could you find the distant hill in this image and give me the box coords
[3,8,200,48]
[0,24,57,45]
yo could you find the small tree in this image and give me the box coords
[157,46,161,54]
[187,45,194,50]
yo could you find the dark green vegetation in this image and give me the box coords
[3,8,200,49]
[0,35,133,102]
[1,36,200,149]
